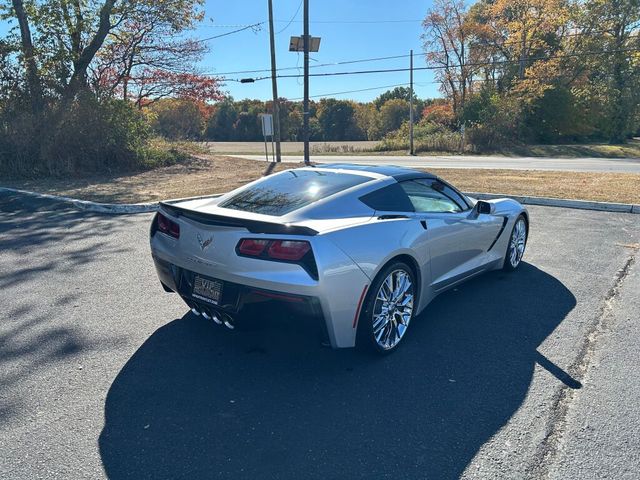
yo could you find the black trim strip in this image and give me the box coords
[487,217,509,251]
[160,202,318,236]
[377,214,410,220]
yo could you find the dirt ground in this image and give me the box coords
[2,154,639,204]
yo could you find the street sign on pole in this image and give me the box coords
[260,114,274,161]
[261,114,274,136]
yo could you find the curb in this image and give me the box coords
[1,186,638,215]
[0,187,158,213]
[0,187,224,214]
[466,192,640,215]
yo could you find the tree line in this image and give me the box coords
[1,0,638,177]
[159,0,640,151]
[149,87,428,143]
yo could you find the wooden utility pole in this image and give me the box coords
[409,49,414,156]
[303,0,310,165]
[268,0,282,162]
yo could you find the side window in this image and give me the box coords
[359,183,415,212]
[399,180,462,213]
[433,180,471,210]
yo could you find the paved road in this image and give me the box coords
[237,154,640,173]
[1,191,639,479]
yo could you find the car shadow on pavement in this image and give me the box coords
[99,262,576,480]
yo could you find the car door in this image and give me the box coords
[398,179,503,291]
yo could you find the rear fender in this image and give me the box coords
[324,218,431,314]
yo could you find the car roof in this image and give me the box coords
[313,163,437,181]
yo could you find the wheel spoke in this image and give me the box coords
[399,293,413,307]
[373,313,389,333]
[509,219,527,267]
[370,269,415,350]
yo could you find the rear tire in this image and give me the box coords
[503,215,527,271]
[357,261,416,354]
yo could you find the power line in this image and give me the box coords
[278,19,423,24]
[287,82,413,100]
[202,23,263,28]
[240,46,640,82]
[203,30,621,77]
[204,19,423,26]
[198,22,264,42]
[204,53,411,76]
[276,1,303,34]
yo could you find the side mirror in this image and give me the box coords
[475,200,494,215]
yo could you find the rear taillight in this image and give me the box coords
[236,238,317,278]
[157,212,180,239]
[267,240,310,260]
[238,239,269,256]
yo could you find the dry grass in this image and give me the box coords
[430,168,640,204]
[501,139,640,159]
[199,139,640,158]
[2,155,639,205]
[1,155,298,204]
[200,141,379,155]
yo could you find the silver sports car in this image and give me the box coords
[150,164,528,353]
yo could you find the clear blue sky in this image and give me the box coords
[0,0,442,102]
[196,0,441,102]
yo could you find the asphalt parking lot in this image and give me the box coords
[1,191,639,479]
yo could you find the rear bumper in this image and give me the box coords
[150,225,371,348]
[152,253,329,342]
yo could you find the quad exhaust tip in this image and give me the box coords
[211,312,223,325]
[191,305,233,329]
[223,313,235,330]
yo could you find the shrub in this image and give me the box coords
[463,89,521,151]
[40,95,150,174]
[0,94,172,177]
[375,120,464,153]
[149,99,204,140]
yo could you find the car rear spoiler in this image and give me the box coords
[159,202,318,236]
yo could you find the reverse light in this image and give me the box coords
[157,212,180,239]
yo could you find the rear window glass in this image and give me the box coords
[218,169,369,216]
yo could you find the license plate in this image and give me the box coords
[192,275,223,305]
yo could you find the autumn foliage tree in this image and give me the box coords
[424,0,640,146]
[422,0,477,121]
[90,0,223,107]
[0,0,222,174]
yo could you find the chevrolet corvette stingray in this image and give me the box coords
[150,164,528,353]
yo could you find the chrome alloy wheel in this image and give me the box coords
[372,269,414,350]
[509,218,527,268]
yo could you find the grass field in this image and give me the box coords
[199,139,640,158]
[3,154,639,205]
[200,141,379,155]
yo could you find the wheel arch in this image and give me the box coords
[516,209,530,242]
[369,253,422,308]
[356,252,422,350]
